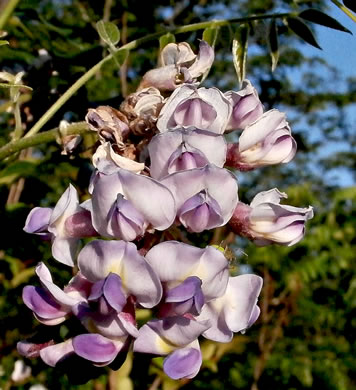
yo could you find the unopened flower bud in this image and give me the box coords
[229,189,314,246]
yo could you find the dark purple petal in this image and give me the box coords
[163,347,202,379]
[103,273,127,313]
[88,279,106,301]
[23,286,68,319]
[72,334,119,364]
[166,276,202,303]
[194,288,205,313]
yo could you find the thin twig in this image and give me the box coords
[119,11,129,97]
[148,375,161,390]
[103,0,113,23]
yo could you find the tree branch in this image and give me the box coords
[0,122,89,161]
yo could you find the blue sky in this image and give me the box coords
[300,5,356,186]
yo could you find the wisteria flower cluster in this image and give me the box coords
[19,41,313,380]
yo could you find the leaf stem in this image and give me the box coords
[0,122,89,161]
[25,11,292,138]
[330,0,356,23]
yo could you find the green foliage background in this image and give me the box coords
[0,0,355,389]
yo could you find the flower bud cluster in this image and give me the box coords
[19,41,313,380]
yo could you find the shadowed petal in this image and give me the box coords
[23,286,68,320]
[40,340,74,367]
[72,334,120,364]
[133,317,209,355]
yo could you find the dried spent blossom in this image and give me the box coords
[86,106,129,145]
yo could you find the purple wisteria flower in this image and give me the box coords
[157,84,231,134]
[77,240,162,308]
[225,109,297,170]
[225,79,264,131]
[148,128,227,179]
[145,241,230,305]
[134,240,231,379]
[91,169,176,241]
[196,274,263,342]
[132,241,262,379]
[19,239,163,368]
[18,37,313,383]
[229,188,314,246]
[22,262,90,326]
[24,185,98,266]
[161,164,238,232]
[134,317,207,379]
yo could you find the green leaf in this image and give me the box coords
[11,267,36,288]
[286,17,322,50]
[268,20,279,72]
[0,161,37,185]
[232,24,249,84]
[159,32,176,52]
[96,20,120,46]
[202,26,219,48]
[0,83,32,91]
[299,9,352,34]
[113,48,129,66]
[343,0,356,13]
[0,40,9,46]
